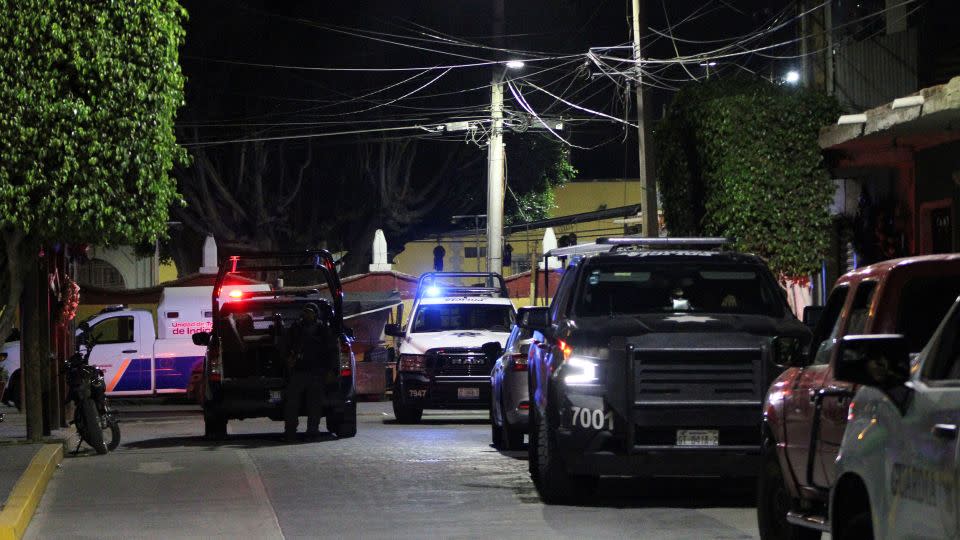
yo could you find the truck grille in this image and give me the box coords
[434,353,490,376]
[632,348,761,401]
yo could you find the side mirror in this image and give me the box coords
[384,323,404,338]
[802,306,824,329]
[192,332,211,347]
[835,334,911,390]
[481,341,503,362]
[770,335,806,368]
[517,306,549,331]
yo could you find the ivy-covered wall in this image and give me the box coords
[655,78,841,278]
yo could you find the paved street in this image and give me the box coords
[26,402,759,539]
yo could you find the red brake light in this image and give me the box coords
[518,401,530,410]
[228,289,243,299]
[511,352,528,371]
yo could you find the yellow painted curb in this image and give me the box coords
[0,444,63,540]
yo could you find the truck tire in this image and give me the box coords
[757,442,821,540]
[328,403,357,438]
[531,406,597,504]
[392,391,422,424]
[79,399,108,455]
[204,408,227,440]
[837,511,872,540]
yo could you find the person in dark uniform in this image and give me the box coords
[283,302,336,442]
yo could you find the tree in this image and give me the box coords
[655,77,841,278]
[0,0,187,439]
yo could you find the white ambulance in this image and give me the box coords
[1,284,268,398]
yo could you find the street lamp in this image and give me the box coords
[486,59,525,276]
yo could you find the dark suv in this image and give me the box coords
[521,237,810,503]
[192,251,357,439]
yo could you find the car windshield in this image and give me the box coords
[411,304,515,333]
[575,263,783,317]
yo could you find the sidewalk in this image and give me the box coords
[0,405,67,540]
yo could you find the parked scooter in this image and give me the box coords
[66,324,120,454]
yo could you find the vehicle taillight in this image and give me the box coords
[339,339,353,378]
[398,354,427,373]
[207,339,222,382]
[518,400,530,410]
[228,289,243,299]
[510,352,528,371]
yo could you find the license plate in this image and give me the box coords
[269,390,282,403]
[676,429,719,446]
[457,387,480,399]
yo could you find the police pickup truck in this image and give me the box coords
[520,237,810,503]
[788,296,960,540]
[192,251,357,439]
[385,272,515,423]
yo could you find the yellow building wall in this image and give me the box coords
[392,180,641,278]
[158,261,178,284]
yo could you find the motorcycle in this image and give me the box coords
[66,324,120,454]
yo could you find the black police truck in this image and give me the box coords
[517,237,810,503]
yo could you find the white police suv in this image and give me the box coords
[826,296,960,539]
[385,272,514,423]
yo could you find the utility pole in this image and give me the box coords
[486,80,505,275]
[486,0,506,275]
[632,0,658,237]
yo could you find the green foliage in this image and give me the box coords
[0,0,187,245]
[655,77,841,277]
[504,134,577,224]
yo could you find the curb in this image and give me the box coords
[0,444,63,540]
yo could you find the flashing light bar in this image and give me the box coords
[425,286,443,297]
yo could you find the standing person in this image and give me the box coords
[283,302,336,442]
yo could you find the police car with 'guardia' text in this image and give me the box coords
[385,272,515,423]
[809,296,960,540]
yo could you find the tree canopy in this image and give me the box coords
[0,0,187,340]
[655,77,841,278]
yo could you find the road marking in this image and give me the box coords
[237,450,285,540]
[132,461,182,475]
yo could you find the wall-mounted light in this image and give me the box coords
[891,95,924,109]
[837,114,867,125]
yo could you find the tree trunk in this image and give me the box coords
[38,254,52,436]
[21,246,43,442]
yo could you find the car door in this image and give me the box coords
[784,285,848,489]
[88,314,152,394]
[889,305,960,539]
[818,281,877,485]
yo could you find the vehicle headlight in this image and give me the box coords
[398,354,427,373]
[563,356,599,384]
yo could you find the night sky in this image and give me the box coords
[177,0,797,179]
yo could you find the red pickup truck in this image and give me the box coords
[758,254,960,539]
